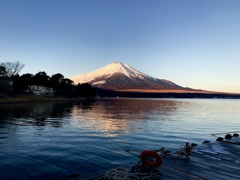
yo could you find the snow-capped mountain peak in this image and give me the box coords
[71,62,155,84]
[71,62,182,91]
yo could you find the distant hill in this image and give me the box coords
[71,62,240,98]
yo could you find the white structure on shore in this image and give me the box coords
[29,85,54,96]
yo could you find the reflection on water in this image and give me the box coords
[1,98,239,140]
[0,102,74,128]
[0,98,240,179]
[71,98,180,136]
[0,98,180,132]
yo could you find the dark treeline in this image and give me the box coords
[12,72,95,97]
[95,88,240,99]
[0,61,95,97]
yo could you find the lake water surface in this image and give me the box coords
[0,98,239,179]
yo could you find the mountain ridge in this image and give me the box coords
[72,62,155,83]
[71,62,186,91]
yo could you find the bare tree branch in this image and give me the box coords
[0,61,25,77]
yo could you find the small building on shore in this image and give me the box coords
[0,78,13,93]
[29,85,54,96]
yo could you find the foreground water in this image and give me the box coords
[0,98,239,179]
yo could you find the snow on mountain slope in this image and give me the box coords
[71,62,183,90]
[71,62,155,84]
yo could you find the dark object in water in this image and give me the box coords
[225,134,232,139]
[191,143,198,147]
[163,150,172,154]
[202,140,210,144]
[216,137,224,141]
[233,133,239,137]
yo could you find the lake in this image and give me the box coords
[0,98,239,179]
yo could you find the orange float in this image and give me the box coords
[140,150,162,168]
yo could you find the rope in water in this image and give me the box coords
[125,150,140,158]
[106,143,196,180]
[125,147,193,160]
[104,167,161,180]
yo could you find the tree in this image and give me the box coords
[51,73,64,85]
[76,83,95,97]
[32,71,50,86]
[1,61,25,77]
[61,78,73,85]
[59,78,74,97]
[0,66,7,77]
[13,73,34,92]
[50,73,64,96]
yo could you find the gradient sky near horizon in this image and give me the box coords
[0,0,240,93]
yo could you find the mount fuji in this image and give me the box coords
[71,62,187,92]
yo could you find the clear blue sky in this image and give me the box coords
[0,0,239,93]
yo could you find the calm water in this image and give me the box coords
[0,98,239,179]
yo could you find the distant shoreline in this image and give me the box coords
[1,91,240,104]
[95,88,240,99]
[0,94,88,104]
[116,89,239,94]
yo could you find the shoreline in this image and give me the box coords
[0,94,88,104]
